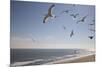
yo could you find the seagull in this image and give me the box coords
[72,4,76,7]
[43,4,55,23]
[89,29,95,32]
[62,25,66,30]
[88,36,94,39]
[70,13,79,18]
[92,19,95,22]
[77,15,88,23]
[89,23,95,26]
[31,37,36,42]
[30,34,36,42]
[70,30,74,37]
[61,10,70,14]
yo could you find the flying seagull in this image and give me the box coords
[89,29,95,32]
[30,34,36,43]
[61,10,70,14]
[43,4,55,23]
[77,15,88,23]
[31,37,36,42]
[70,30,74,37]
[70,13,79,18]
[89,23,95,26]
[62,25,66,30]
[72,4,76,7]
[92,19,95,22]
[88,36,94,39]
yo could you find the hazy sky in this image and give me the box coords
[10,1,95,49]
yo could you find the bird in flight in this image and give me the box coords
[88,36,94,39]
[72,4,76,7]
[77,15,88,23]
[61,10,70,14]
[62,25,66,30]
[92,19,95,22]
[89,23,95,26]
[70,13,79,18]
[31,37,36,42]
[70,30,74,37]
[43,4,55,23]
[89,29,95,32]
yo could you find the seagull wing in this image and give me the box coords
[89,23,95,25]
[70,14,74,16]
[75,13,79,16]
[82,15,88,21]
[88,36,93,39]
[32,38,36,42]
[62,25,66,30]
[48,4,55,16]
[77,15,87,23]
[43,14,49,23]
[89,29,95,32]
[70,30,74,37]
[76,20,82,23]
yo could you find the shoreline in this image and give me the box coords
[44,54,95,64]
[10,53,95,66]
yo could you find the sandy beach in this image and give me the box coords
[56,54,95,64]
[44,53,95,64]
[47,54,95,64]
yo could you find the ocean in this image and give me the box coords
[10,49,90,66]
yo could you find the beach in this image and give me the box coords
[44,54,95,64]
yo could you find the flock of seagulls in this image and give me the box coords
[43,4,95,40]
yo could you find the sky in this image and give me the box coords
[10,0,95,49]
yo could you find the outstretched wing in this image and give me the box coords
[89,29,95,32]
[70,13,79,18]
[88,36,94,39]
[62,25,66,30]
[89,23,95,25]
[76,20,81,23]
[70,30,74,37]
[48,4,55,16]
[82,15,88,20]
[43,14,49,23]
[77,15,87,23]
[75,13,79,16]
[70,14,74,16]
